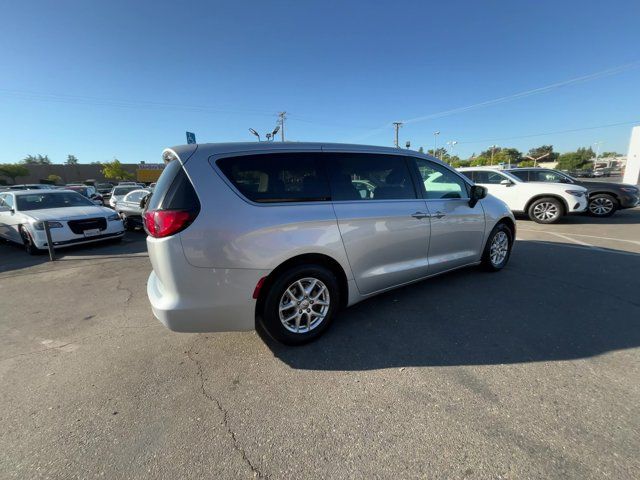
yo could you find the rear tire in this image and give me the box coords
[588,194,617,217]
[481,222,513,271]
[260,264,339,345]
[528,197,564,224]
[19,226,44,256]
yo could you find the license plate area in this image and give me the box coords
[84,228,101,237]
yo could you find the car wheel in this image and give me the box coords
[588,194,617,217]
[481,222,513,271]
[19,226,43,256]
[528,197,563,224]
[122,217,134,231]
[261,264,339,345]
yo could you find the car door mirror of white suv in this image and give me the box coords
[0,206,12,213]
[469,185,488,208]
[500,179,514,186]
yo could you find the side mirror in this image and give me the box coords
[0,206,12,213]
[469,185,487,208]
[500,179,513,186]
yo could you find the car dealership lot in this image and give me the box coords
[1,211,639,479]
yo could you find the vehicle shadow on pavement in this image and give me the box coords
[264,239,640,370]
[0,231,148,274]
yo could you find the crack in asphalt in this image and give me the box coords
[186,341,269,479]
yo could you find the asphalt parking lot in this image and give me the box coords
[1,210,639,479]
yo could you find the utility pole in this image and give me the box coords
[278,112,287,142]
[392,122,403,148]
[433,131,440,158]
[490,145,498,165]
[593,141,603,170]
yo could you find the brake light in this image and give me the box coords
[143,210,194,238]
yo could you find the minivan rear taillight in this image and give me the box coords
[143,210,195,238]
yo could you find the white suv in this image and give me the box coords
[458,167,587,224]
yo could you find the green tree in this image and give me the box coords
[525,145,559,163]
[22,154,51,165]
[0,164,30,183]
[576,147,595,163]
[427,148,449,160]
[101,159,134,180]
[47,174,62,184]
[557,152,587,171]
[418,146,424,154]
[66,154,79,165]
[470,156,490,166]
[601,151,621,158]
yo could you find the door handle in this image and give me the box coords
[411,211,429,219]
[429,211,446,219]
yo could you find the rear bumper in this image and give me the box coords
[146,236,269,332]
[618,194,639,209]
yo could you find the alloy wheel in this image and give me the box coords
[490,231,509,266]
[589,197,614,216]
[278,277,330,334]
[533,202,559,221]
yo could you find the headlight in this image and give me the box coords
[32,221,64,230]
[565,190,585,197]
[620,187,638,193]
[107,213,120,221]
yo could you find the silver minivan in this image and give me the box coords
[144,142,515,345]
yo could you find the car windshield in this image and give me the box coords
[113,187,138,196]
[16,192,95,211]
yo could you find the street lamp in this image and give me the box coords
[593,141,603,170]
[446,140,457,162]
[433,131,440,158]
[249,128,261,142]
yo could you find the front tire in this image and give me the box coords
[481,222,513,271]
[261,265,339,345]
[588,194,617,217]
[19,226,44,256]
[528,197,564,224]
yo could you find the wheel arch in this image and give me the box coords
[524,194,568,215]
[255,253,350,322]
[587,191,620,203]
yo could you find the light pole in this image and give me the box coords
[446,140,457,163]
[249,128,261,142]
[433,131,440,158]
[593,141,603,170]
[392,122,403,148]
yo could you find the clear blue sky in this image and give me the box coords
[1,0,639,163]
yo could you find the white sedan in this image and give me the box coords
[0,189,125,254]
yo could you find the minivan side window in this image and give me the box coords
[414,158,468,199]
[509,170,529,181]
[217,153,330,203]
[324,153,416,201]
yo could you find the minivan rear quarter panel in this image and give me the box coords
[178,148,353,279]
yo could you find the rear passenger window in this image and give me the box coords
[217,153,330,203]
[325,153,416,201]
[470,171,507,184]
[509,170,529,181]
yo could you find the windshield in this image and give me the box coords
[113,186,138,196]
[16,192,95,211]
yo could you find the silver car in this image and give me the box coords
[145,142,515,345]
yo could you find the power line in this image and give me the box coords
[352,60,640,141]
[455,120,639,145]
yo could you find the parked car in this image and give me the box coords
[458,167,588,224]
[96,182,114,195]
[506,168,640,217]
[115,189,151,230]
[64,185,104,205]
[4,184,55,190]
[108,185,140,208]
[0,189,124,254]
[144,142,515,345]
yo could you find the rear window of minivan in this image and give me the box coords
[217,153,330,203]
